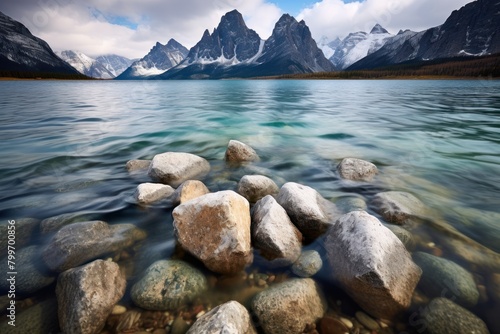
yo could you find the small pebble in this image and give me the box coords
[355,311,380,330]
[196,310,206,318]
[257,279,267,287]
[268,274,276,283]
[427,242,436,248]
[339,317,353,329]
[111,305,127,315]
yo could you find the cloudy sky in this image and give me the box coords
[1,0,472,59]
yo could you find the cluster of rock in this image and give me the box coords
[2,140,494,334]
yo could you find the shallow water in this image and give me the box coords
[0,79,499,332]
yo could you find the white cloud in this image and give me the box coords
[297,0,473,41]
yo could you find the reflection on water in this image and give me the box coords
[0,79,499,332]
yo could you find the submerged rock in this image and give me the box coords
[251,278,326,334]
[0,218,39,252]
[420,298,490,334]
[0,246,55,295]
[237,175,279,203]
[134,182,175,205]
[292,250,323,278]
[56,259,126,334]
[337,158,378,181]
[335,196,367,214]
[43,220,146,272]
[251,195,302,267]
[384,224,416,250]
[371,191,427,224]
[173,191,253,274]
[187,301,256,334]
[148,152,210,187]
[277,182,338,240]
[172,180,210,205]
[0,298,59,334]
[225,140,260,164]
[413,252,479,307]
[131,260,207,311]
[325,211,421,319]
[40,212,92,234]
[126,159,151,172]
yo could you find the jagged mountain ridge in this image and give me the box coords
[328,24,393,70]
[116,39,188,79]
[0,11,79,75]
[349,0,500,70]
[57,50,133,79]
[159,10,334,79]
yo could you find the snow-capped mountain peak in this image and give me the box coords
[328,24,392,70]
[57,50,133,79]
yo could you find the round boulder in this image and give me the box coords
[291,250,323,278]
[148,152,210,188]
[131,260,207,311]
[237,175,279,203]
[225,140,260,164]
[134,183,174,205]
[172,180,210,205]
[337,158,378,182]
[251,278,326,334]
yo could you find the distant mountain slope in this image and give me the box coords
[159,10,334,79]
[116,39,188,79]
[329,24,392,70]
[58,51,133,79]
[0,11,80,76]
[349,0,500,70]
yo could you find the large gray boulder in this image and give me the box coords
[413,252,479,307]
[187,301,257,334]
[0,246,55,295]
[42,220,146,272]
[276,182,338,240]
[251,195,302,267]
[173,191,253,274]
[148,152,210,187]
[225,140,260,164]
[131,260,207,311]
[56,259,126,334]
[371,191,427,224]
[420,298,490,334]
[237,175,279,203]
[134,182,175,205]
[0,218,39,253]
[251,278,326,334]
[172,180,210,205]
[337,158,378,181]
[325,211,422,319]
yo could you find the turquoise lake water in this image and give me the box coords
[0,79,499,332]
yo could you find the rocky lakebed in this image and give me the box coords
[1,140,499,334]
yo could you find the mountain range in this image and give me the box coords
[1,0,499,79]
[57,51,134,79]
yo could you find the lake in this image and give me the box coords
[0,79,499,332]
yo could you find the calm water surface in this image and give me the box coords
[0,79,499,332]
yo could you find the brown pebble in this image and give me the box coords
[257,279,267,287]
[318,316,349,334]
[268,275,276,283]
[431,247,443,257]
[477,285,489,303]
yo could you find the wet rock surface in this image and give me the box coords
[325,211,422,319]
[42,220,146,272]
[292,250,323,278]
[131,260,207,311]
[134,182,175,205]
[148,152,210,187]
[56,260,126,334]
[252,278,326,334]
[172,180,210,205]
[251,195,302,267]
[187,301,256,334]
[371,191,427,224]
[173,191,253,274]
[413,251,479,307]
[237,174,279,203]
[337,158,378,181]
[225,140,260,164]
[277,182,338,240]
[420,298,490,334]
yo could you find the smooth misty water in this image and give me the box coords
[0,79,499,332]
